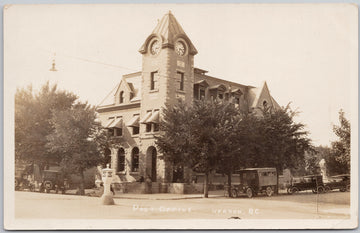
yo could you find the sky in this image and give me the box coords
[4,4,358,146]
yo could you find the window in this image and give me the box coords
[218,93,223,99]
[153,123,159,132]
[133,126,139,135]
[200,89,205,100]
[108,128,115,137]
[146,123,152,132]
[131,147,139,172]
[150,71,158,90]
[177,71,184,91]
[117,148,125,172]
[119,91,124,103]
[235,97,240,105]
[263,100,268,108]
[115,128,122,136]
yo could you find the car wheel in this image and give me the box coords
[317,186,325,194]
[266,186,273,197]
[246,188,253,198]
[287,187,293,194]
[291,187,299,194]
[231,189,238,198]
[324,186,331,193]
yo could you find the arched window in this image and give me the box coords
[131,147,139,172]
[117,148,125,172]
[263,100,268,108]
[119,91,124,104]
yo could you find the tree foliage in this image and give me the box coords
[156,99,241,197]
[331,110,351,170]
[156,100,313,196]
[15,82,77,167]
[46,103,104,194]
[15,82,111,194]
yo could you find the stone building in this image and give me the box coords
[96,11,280,192]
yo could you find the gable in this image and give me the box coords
[251,81,276,110]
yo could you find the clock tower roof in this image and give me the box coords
[139,11,198,55]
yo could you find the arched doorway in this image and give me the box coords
[117,148,125,172]
[146,146,157,182]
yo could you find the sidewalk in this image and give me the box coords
[113,192,224,200]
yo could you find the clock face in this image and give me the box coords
[175,41,186,56]
[150,40,160,55]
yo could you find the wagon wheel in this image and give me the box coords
[324,186,331,193]
[231,189,238,198]
[291,187,299,194]
[246,188,253,198]
[346,185,350,192]
[265,186,273,197]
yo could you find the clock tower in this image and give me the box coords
[138,11,197,183]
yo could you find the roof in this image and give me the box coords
[247,81,280,110]
[139,11,197,55]
[194,72,248,94]
[97,72,142,107]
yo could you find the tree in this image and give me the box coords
[331,110,351,171]
[156,99,241,197]
[254,105,313,193]
[15,82,77,169]
[46,102,104,195]
[314,145,349,176]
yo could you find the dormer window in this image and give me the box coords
[119,91,124,104]
[199,89,205,100]
[194,80,209,100]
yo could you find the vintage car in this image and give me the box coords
[15,167,35,191]
[230,168,277,198]
[39,170,68,194]
[324,174,350,192]
[287,175,325,194]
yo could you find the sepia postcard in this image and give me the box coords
[3,3,358,230]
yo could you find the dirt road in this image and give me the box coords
[15,191,350,219]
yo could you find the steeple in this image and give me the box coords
[139,11,197,55]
